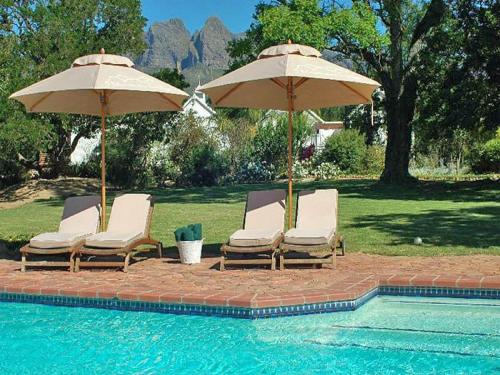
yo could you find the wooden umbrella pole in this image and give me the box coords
[287,78,294,229]
[100,93,107,230]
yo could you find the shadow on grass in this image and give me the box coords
[351,205,500,249]
[144,178,500,205]
[31,178,500,208]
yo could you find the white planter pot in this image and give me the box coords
[176,239,203,264]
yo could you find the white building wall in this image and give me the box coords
[70,132,99,165]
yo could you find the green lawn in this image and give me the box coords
[0,179,499,256]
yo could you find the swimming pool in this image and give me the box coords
[0,296,498,374]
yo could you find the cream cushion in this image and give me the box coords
[58,196,101,234]
[284,228,334,245]
[244,190,286,231]
[295,189,337,230]
[28,195,100,249]
[106,194,152,236]
[83,194,152,249]
[283,189,338,246]
[229,228,281,247]
[30,232,89,249]
[85,232,142,249]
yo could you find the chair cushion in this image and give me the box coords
[244,190,286,231]
[107,194,152,237]
[58,195,101,234]
[30,232,89,249]
[284,227,334,246]
[229,228,281,247]
[85,232,143,249]
[296,189,337,231]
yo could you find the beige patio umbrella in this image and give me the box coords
[200,41,380,228]
[10,49,189,228]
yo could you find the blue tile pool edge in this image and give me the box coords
[0,286,498,319]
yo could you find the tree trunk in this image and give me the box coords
[46,117,72,177]
[380,97,414,183]
[379,1,418,184]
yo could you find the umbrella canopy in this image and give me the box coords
[10,52,188,115]
[200,42,380,227]
[200,43,379,110]
[10,49,189,227]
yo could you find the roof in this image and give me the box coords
[182,91,216,116]
[314,121,344,130]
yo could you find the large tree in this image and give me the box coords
[0,0,146,177]
[414,0,499,155]
[229,0,447,183]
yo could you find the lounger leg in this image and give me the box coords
[279,251,285,271]
[220,254,225,271]
[271,251,276,271]
[75,255,80,272]
[21,253,26,272]
[69,252,75,272]
[123,253,131,272]
[157,242,163,258]
[332,247,337,268]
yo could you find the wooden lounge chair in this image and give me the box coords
[220,190,286,271]
[74,194,162,272]
[20,195,101,272]
[278,189,345,270]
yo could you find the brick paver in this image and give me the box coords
[0,254,498,308]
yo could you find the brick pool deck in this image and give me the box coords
[0,253,499,309]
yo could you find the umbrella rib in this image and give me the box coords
[293,78,309,89]
[29,92,52,112]
[157,93,182,110]
[339,82,370,102]
[270,78,286,90]
[215,82,244,105]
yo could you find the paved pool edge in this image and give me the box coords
[1,285,498,319]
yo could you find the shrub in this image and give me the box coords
[0,116,52,187]
[292,160,308,179]
[176,144,229,186]
[252,113,314,175]
[470,138,500,173]
[144,142,179,187]
[320,129,366,173]
[70,152,100,178]
[236,160,276,183]
[300,144,315,160]
[311,162,340,180]
[292,157,340,180]
[363,145,385,175]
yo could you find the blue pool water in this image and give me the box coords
[0,296,498,374]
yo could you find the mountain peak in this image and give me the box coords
[193,17,234,70]
[203,16,226,28]
[135,17,237,89]
[155,18,186,28]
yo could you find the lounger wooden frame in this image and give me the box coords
[278,233,344,270]
[220,234,283,271]
[20,242,82,272]
[74,201,163,272]
[220,191,285,271]
[278,190,345,270]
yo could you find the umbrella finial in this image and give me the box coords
[99,48,105,55]
[288,39,292,44]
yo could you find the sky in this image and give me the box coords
[140,0,262,33]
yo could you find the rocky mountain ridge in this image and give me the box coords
[135,16,236,89]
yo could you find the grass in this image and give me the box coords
[0,179,499,257]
